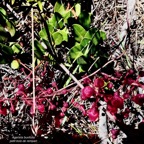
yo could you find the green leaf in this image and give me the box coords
[78,11,91,29]
[80,38,91,48]
[78,65,85,73]
[63,10,71,23]
[34,40,46,59]
[84,30,92,39]
[0,7,7,15]
[72,24,86,42]
[34,39,56,64]
[42,39,51,49]
[52,31,63,46]
[0,43,14,55]
[49,13,64,29]
[69,43,83,60]
[39,28,47,40]
[85,28,100,46]
[11,60,20,69]
[77,56,87,65]
[59,27,69,42]
[54,2,65,16]
[0,25,9,42]
[0,12,16,37]
[54,12,64,29]
[11,0,15,5]
[90,45,98,56]
[0,57,7,64]
[54,2,71,23]
[12,44,21,54]
[75,3,81,17]
[48,14,57,27]
[77,56,90,72]
[80,37,92,56]
[100,31,107,41]
[54,2,65,13]
[45,53,56,64]
[47,23,54,34]
[37,0,43,11]
[5,20,16,37]
[0,12,7,26]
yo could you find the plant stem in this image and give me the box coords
[31,8,36,135]
[59,63,84,89]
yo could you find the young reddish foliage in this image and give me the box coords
[107,82,113,89]
[87,103,99,122]
[94,78,104,88]
[81,86,95,100]
[111,95,124,109]
[111,129,120,139]
[0,107,7,116]
[132,94,144,106]
[37,104,45,113]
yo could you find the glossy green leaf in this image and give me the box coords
[81,39,92,56]
[59,27,69,42]
[0,57,7,64]
[11,60,20,69]
[63,10,71,22]
[0,10,15,37]
[80,38,91,48]
[0,12,7,26]
[11,0,15,5]
[48,14,57,27]
[34,40,46,59]
[51,26,68,46]
[52,31,63,46]
[54,2,65,13]
[78,65,85,73]
[0,7,7,15]
[42,39,51,49]
[72,24,86,42]
[0,43,14,55]
[12,44,21,54]
[77,56,87,65]
[34,40,55,64]
[45,53,56,64]
[100,31,107,41]
[84,30,92,39]
[85,28,100,46]
[39,28,47,40]
[77,56,90,72]
[55,12,64,29]
[75,3,81,17]
[38,0,43,11]
[5,20,16,37]
[78,11,91,29]
[69,43,83,60]
[47,23,54,34]
[90,45,98,56]
[0,12,16,37]
[0,26,9,42]
[54,2,71,22]
[48,13,64,29]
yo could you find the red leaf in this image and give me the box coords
[94,78,104,88]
